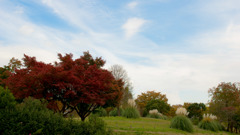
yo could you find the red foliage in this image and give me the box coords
[6,52,122,121]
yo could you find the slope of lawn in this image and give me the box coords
[101,116,234,135]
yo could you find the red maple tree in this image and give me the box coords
[6,52,122,121]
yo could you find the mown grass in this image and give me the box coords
[101,116,235,135]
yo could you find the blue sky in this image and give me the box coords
[1,0,240,105]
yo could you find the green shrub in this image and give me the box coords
[198,120,224,132]
[0,86,16,109]
[0,96,112,135]
[109,108,123,116]
[61,116,112,135]
[93,107,107,117]
[122,107,140,119]
[170,115,194,132]
[4,97,65,134]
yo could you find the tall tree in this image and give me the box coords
[209,82,240,131]
[135,90,168,116]
[109,64,133,115]
[6,52,121,121]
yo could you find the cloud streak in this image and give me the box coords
[122,18,147,38]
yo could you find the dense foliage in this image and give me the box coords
[0,86,16,109]
[6,52,122,121]
[187,103,206,125]
[0,87,112,135]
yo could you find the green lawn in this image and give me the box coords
[101,116,235,135]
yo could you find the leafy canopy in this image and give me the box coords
[135,90,168,111]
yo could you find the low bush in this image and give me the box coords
[93,107,107,117]
[0,89,112,135]
[170,115,193,132]
[109,108,123,116]
[122,107,140,119]
[62,115,112,135]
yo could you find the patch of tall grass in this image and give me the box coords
[170,115,193,132]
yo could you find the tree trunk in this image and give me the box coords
[227,122,230,131]
[81,116,86,121]
[117,106,120,116]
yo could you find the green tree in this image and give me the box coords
[187,103,206,120]
[145,99,170,115]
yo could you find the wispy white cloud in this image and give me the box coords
[122,18,147,38]
[127,1,138,9]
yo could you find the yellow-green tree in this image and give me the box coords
[135,90,168,116]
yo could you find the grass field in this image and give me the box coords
[101,116,235,135]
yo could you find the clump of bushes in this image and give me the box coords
[170,107,193,132]
[198,113,224,132]
[0,87,112,135]
[147,109,167,120]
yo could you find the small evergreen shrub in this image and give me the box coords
[122,107,140,118]
[170,115,194,132]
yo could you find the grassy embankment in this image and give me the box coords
[101,116,235,135]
